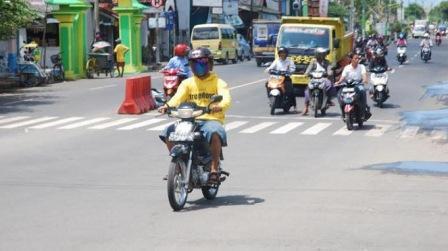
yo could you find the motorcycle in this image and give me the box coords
[355,47,367,65]
[421,46,431,63]
[164,95,230,211]
[308,70,331,117]
[396,46,407,65]
[160,68,187,100]
[50,52,65,82]
[340,79,366,130]
[365,47,374,64]
[266,70,295,115]
[369,66,389,108]
[436,35,442,46]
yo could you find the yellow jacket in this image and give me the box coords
[167,72,231,124]
[114,44,129,63]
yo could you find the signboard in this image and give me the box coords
[148,17,166,29]
[265,0,280,11]
[223,0,238,15]
[256,25,268,40]
[151,0,164,8]
[239,0,263,7]
[319,0,329,17]
[213,7,223,14]
[193,0,222,7]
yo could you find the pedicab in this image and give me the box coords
[86,41,115,78]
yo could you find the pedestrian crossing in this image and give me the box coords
[0,115,439,139]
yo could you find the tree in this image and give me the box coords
[429,1,448,22]
[0,0,38,41]
[404,3,426,21]
[328,1,349,19]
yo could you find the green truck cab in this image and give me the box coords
[276,17,354,95]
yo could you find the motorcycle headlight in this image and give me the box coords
[270,89,281,96]
[376,85,384,91]
[343,96,353,103]
[169,122,195,142]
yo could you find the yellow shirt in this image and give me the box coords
[114,44,129,63]
[167,72,232,124]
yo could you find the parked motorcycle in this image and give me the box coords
[266,70,294,115]
[340,79,366,130]
[51,52,65,82]
[421,47,431,63]
[369,66,389,108]
[308,70,330,117]
[160,68,187,100]
[436,34,442,46]
[164,95,230,211]
[396,46,407,65]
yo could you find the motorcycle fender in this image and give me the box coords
[344,104,353,113]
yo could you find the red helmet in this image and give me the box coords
[174,44,190,57]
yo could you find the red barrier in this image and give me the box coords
[118,75,156,114]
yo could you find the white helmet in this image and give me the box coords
[424,33,430,38]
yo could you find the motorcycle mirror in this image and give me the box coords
[210,95,223,103]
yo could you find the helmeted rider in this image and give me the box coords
[335,52,371,121]
[158,47,232,185]
[162,43,192,78]
[301,47,335,115]
[366,34,379,49]
[265,46,297,109]
[396,32,407,47]
[369,47,389,71]
[420,33,433,59]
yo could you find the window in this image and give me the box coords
[192,27,219,40]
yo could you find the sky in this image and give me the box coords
[404,0,444,9]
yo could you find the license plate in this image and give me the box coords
[291,75,309,84]
[343,87,355,92]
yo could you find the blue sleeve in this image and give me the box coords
[164,58,176,69]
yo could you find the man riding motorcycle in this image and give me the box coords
[420,33,433,60]
[265,47,296,109]
[301,47,335,115]
[369,47,389,71]
[335,53,371,120]
[158,48,232,185]
[162,43,192,78]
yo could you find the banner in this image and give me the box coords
[223,0,239,16]
[239,0,263,8]
[319,0,329,17]
[193,0,222,7]
[265,0,280,11]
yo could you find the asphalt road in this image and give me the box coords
[1,38,448,250]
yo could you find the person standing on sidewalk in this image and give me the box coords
[114,38,129,77]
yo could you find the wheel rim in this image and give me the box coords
[174,165,187,205]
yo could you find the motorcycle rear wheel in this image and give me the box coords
[202,185,219,200]
[167,159,188,211]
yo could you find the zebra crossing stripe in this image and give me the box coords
[148,121,175,131]
[0,116,30,125]
[225,121,248,131]
[58,118,110,129]
[333,126,353,136]
[365,124,391,137]
[430,130,447,140]
[29,117,85,129]
[301,122,332,135]
[400,126,420,138]
[240,122,277,134]
[0,117,58,129]
[117,118,166,130]
[270,122,303,134]
[88,118,139,129]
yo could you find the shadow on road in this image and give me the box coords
[183,194,265,212]
[0,89,59,114]
[362,161,448,177]
[376,103,401,109]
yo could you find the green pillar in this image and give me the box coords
[302,0,308,17]
[114,0,147,73]
[46,0,90,80]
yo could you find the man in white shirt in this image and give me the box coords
[420,33,433,59]
[265,47,296,109]
[335,52,371,120]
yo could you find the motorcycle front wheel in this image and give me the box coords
[346,113,354,131]
[313,97,319,118]
[269,96,276,115]
[167,159,188,211]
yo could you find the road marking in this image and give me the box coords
[301,122,332,135]
[229,79,266,90]
[29,117,84,129]
[58,118,110,129]
[224,121,249,131]
[400,126,420,138]
[270,122,303,134]
[0,116,30,125]
[365,124,391,137]
[117,118,166,130]
[0,117,58,129]
[89,84,117,90]
[227,114,398,124]
[333,126,353,136]
[88,118,139,129]
[430,130,447,140]
[240,122,277,133]
[147,121,175,131]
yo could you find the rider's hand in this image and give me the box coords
[158,104,168,114]
[209,104,222,113]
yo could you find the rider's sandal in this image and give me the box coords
[208,172,220,185]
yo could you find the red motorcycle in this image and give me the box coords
[160,68,187,100]
[436,34,442,46]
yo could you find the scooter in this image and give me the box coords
[308,70,331,117]
[340,79,367,130]
[266,70,295,115]
[436,34,442,46]
[369,66,389,108]
[421,47,431,63]
[160,68,187,100]
[396,46,407,65]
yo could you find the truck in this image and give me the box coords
[412,19,429,38]
[275,16,354,96]
[252,19,281,67]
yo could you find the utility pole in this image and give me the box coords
[350,0,355,32]
[155,12,160,65]
[362,0,366,37]
[94,0,99,34]
[249,0,254,49]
